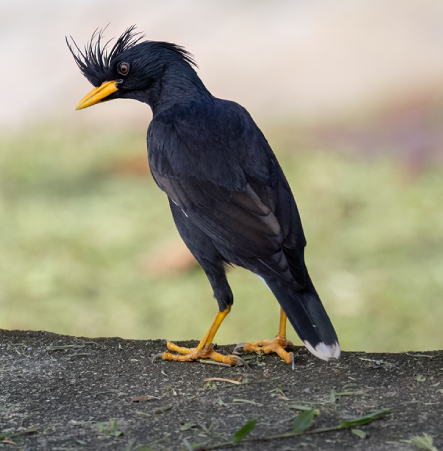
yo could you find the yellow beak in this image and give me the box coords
[75,81,119,110]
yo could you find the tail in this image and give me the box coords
[265,276,340,361]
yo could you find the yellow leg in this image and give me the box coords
[156,308,242,366]
[235,308,294,366]
[279,308,287,335]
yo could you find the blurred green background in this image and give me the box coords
[1,121,443,352]
[2,0,443,353]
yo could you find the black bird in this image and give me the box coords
[68,27,340,366]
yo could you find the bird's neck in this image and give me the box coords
[140,64,211,116]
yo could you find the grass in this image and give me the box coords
[1,123,443,353]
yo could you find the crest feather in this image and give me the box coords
[66,25,144,86]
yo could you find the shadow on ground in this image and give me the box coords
[1,329,442,450]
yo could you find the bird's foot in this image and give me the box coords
[234,333,294,368]
[153,341,244,366]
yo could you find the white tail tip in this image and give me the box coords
[304,341,341,361]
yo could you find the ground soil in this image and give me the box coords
[1,329,442,451]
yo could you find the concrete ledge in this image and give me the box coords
[1,329,442,450]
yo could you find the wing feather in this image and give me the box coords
[148,99,308,289]
[153,170,308,289]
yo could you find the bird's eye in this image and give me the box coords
[117,62,130,76]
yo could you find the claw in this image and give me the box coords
[234,356,248,368]
[233,343,245,355]
[152,352,165,363]
[234,356,244,366]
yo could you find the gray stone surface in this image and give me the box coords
[1,329,442,450]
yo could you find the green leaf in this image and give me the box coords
[153,405,172,414]
[76,439,87,446]
[97,422,110,434]
[182,439,194,451]
[329,390,336,403]
[405,353,433,359]
[339,409,391,428]
[232,398,263,406]
[97,418,124,436]
[409,433,438,451]
[231,419,257,444]
[293,409,318,433]
[23,425,38,434]
[351,428,367,439]
[288,405,320,414]
[416,375,426,382]
[124,439,136,451]
[180,423,198,431]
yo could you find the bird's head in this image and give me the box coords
[67,26,198,111]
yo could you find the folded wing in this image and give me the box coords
[153,169,308,290]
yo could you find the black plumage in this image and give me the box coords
[68,27,340,365]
